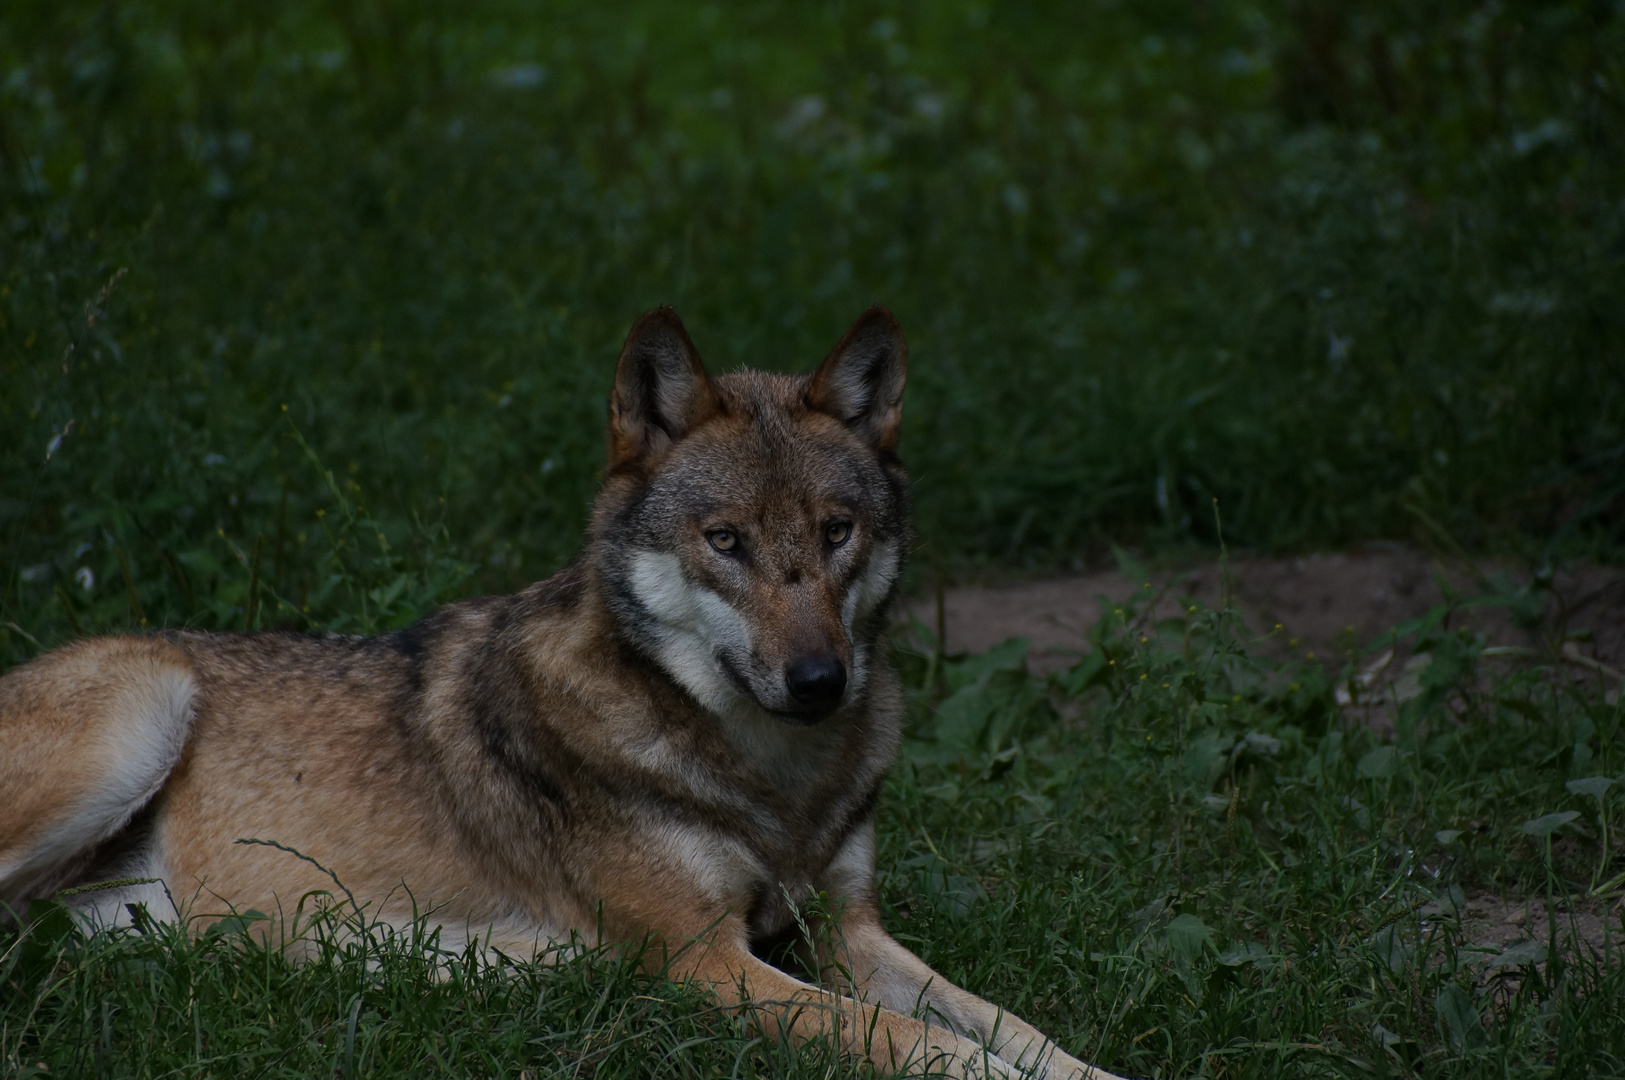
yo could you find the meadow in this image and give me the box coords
[2,1,1623,1076]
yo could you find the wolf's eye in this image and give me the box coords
[707,529,738,553]
[825,521,852,546]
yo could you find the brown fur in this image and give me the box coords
[0,308,1128,1080]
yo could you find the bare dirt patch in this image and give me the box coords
[1414,893,1625,980]
[904,546,1625,680]
[1452,894,1619,957]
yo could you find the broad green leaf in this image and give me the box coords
[1183,733,1232,788]
[943,637,1030,692]
[1566,776,1614,800]
[1110,543,1150,591]
[204,910,270,938]
[1369,925,1409,973]
[1061,650,1108,697]
[1368,603,1449,651]
[1435,983,1486,1051]
[1357,745,1398,779]
[932,683,999,753]
[369,575,408,609]
[1130,897,1171,937]
[1482,938,1547,971]
[1165,912,1213,962]
[1520,810,1580,837]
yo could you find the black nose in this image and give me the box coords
[785,654,847,707]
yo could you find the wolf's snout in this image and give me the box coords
[785,654,846,708]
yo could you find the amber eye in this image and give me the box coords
[825,521,852,546]
[707,529,738,553]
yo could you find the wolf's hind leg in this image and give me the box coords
[0,638,195,913]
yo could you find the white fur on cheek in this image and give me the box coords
[627,551,755,714]
[841,541,899,637]
[848,641,871,697]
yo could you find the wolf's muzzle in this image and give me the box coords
[785,654,846,710]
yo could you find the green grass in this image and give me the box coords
[2,1,1623,665]
[2,2,1623,1077]
[5,572,1622,1078]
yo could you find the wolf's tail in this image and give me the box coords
[0,637,194,918]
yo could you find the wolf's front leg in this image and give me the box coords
[823,908,1130,1080]
[815,824,1129,1080]
[673,923,1021,1078]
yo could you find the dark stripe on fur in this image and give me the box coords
[465,602,570,823]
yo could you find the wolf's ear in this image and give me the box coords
[807,306,908,453]
[610,307,720,468]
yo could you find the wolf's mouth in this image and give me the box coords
[716,653,834,725]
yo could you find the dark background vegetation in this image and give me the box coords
[3,0,1622,661]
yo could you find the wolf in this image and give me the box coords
[0,308,1128,1080]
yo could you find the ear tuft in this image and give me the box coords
[807,306,908,452]
[610,307,719,468]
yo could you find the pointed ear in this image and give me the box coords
[806,306,908,453]
[609,307,719,468]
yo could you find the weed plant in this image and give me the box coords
[3,1,1624,666]
[5,562,1622,1078]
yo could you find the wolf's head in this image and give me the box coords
[593,308,910,725]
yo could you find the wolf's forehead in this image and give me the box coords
[658,427,873,514]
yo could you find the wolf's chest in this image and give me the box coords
[627,782,857,937]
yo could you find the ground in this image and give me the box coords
[909,548,1625,970]
[910,548,1625,678]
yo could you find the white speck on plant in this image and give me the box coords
[44,420,74,461]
